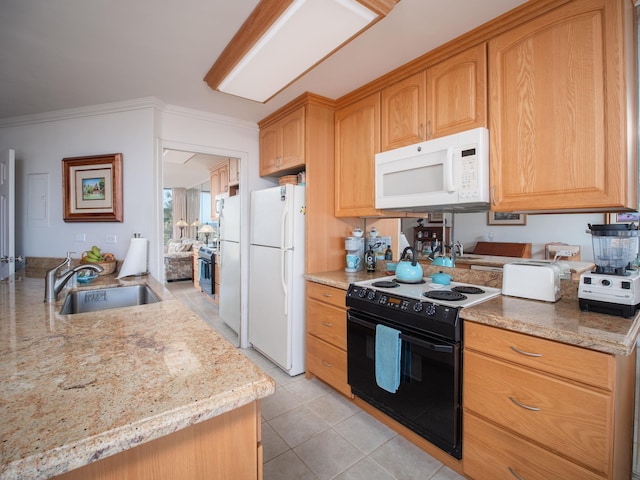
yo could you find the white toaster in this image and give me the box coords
[502,261,562,302]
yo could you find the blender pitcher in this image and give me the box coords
[588,223,640,275]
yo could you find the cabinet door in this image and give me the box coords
[489,0,635,212]
[218,162,229,194]
[279,106,305,171]
[335,93,381,217]
[228,158,239,187]
[259,123,281,176]
[381,71,426,151]
[426,43,486,139]
[210,168,220,220]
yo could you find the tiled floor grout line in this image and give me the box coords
[166,281,464,480]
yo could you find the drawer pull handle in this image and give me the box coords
[511,346,542,357]
[322,293,333,298]
[322,321,333,327]
[509,396,540,411]
[508,467,526,480]
[322,360,333,368]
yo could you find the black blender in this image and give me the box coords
[579,223,640,318]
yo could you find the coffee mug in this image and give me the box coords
[346,254,361,269]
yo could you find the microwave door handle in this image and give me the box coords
[445,147,456,193]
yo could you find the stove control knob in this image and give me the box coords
[357,288,367,298]
[367,290,376,300]
[425,304,437,316]
[601,279,611,287]
[413,302,423,313]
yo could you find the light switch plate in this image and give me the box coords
[105,235,117,244]
[75,233,86,242]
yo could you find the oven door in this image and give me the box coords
[347,309,461,459]
[198,258,214,295]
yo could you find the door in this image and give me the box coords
[219,240,240,334]
[250,185,290,248]
[248,243,292,371]
[0,150,15,280]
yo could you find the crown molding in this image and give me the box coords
[0,97,165,128]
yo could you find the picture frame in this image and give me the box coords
[487,211,527,226]
[606,212,640,224]
[428,212,444,223]
[62,153,123,222]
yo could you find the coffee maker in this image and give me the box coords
[345,235,365,273]
[579,223,640,318]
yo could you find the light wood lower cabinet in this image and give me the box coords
[463,322,635,480]
[192,251,200,290]
[55,401,263,480]
[305,281,352,398]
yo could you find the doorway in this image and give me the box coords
[161,146,242,347]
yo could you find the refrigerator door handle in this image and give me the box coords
[280,203,289,315]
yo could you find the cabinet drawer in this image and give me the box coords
[464,350,611,474]
[306,335,351,398]
[464,322,613,390]
[306,282,346,309]
[464,412,604,480]
[307,299,346,350]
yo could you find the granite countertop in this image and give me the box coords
[305,268,640,356]
[0,273,275,480]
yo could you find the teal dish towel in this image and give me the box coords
[375,324,402,393]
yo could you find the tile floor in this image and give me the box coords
[167,280,465,480]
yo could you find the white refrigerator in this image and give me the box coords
[219,195,241,335]
[249,184,306,376]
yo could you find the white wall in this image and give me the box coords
[0,99,158,271]
[403,211,607,262]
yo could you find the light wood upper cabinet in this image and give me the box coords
[426,43,487,139]
[335,93,381,217]
[489,0,636,212]
[259,106,305,176]
[209,166,220,220]
[228,158,239,187]
[380,44,486,151]
[381,71,426,151]
[218,161,229,195]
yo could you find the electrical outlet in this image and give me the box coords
[105,235,117,244]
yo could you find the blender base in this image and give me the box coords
[579,297,640,319]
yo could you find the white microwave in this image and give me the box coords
[375,127,490,211]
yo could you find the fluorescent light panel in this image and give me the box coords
[217,0,378,102]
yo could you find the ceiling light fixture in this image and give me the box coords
[204,0,399,103]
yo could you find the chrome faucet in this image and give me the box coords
[453,241,464,258]
[44,253,103,302]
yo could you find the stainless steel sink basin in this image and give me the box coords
[60,285,160,314]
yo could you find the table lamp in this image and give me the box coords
[176,219,188,238]
[200,224,214,245]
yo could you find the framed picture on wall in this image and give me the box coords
[62,153,123,222]
[606,212,640,224]
[428,212,444,223]
[487,212,527,226]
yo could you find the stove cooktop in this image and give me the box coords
[356,275,501,308]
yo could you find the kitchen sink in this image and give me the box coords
[60,285,160,315]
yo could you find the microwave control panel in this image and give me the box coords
[459,147,479,198]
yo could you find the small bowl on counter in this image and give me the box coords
[385,262,397,274]
[76,270,99,285]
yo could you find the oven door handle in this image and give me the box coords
[348,313,454,353]
[399,334,453,354]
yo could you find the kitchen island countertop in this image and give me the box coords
[306,269,640,356]
[0,273,275,479]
